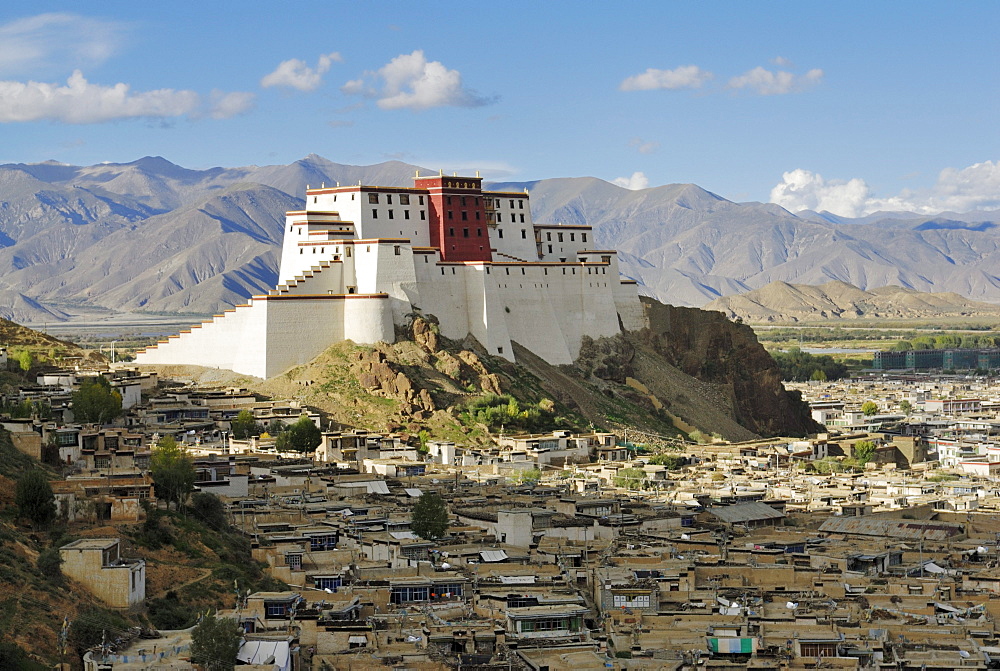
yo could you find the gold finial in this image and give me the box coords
[439,168,443,176]
[415,169,420,178]
[336,181,340,187]
[321,182,325,188]
[476,170,481,178]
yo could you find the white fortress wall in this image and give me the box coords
[488,264,573,364]
[135,300,269,377]
[365,241,421,325]
[411,262,473,342]
[258,294,393,379]
[465,265,515,362]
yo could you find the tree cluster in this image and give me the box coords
[771,347,848,382]
[150,436,195,510]
[274,415,321,453]
[411,491,449,540]
[229,409,262,440]
[72,376,123,424]
[460,394,566,433]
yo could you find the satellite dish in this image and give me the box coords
[959,650,971,658]
[324,587,333,594]
[441,562,451,570]
[786,601,798,610]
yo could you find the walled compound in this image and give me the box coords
[135,172,645,378]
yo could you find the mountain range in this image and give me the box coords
[2,154,1000,323]
[704,280,1000,323]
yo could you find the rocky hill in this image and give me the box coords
[147,296,819,442]
[703,280,1000,323]
[4,155,1000,322]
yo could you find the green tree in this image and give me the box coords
[861,401,879,416]
[810,368,828,382]
[15,469,56,530]
[899,400,913,415]
[614,467,648,489]
[411,491,449,540]
[512,468,542,485]
[37,546,63,580]
[230,409,260,440]
[190,613,242,671]
[150,436,195,510]
[274,415,322,453]
[10,349,33,372]
[648,454,686,469]
[190,493,228,530]
[417,429,431,454]
[853,440,877,465]
[68,607,129,655]
[72,376,123,424]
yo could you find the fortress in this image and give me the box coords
[135,172,646,378]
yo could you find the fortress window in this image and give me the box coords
[446,196,452,205]
[520,214,525,223]
[477,228,483,237]
[394,245,401,255]
[498,347,503,354]
[449,227,455,236]
[452,268,456,274]
[463,228,470,238]
[546,232,552,241]
[369,193,379,204]
[521,268,526,275]
[289,225,293,232]
[461,196,467,206]
[547,245,552,253]
[520,229,526,239]
[562,268,566,275]
[299,249,303,254]
[544,268,548,275]
[420,210,426,220]
[298,228,302,235]
[486,268,491,274]
[602,255,611,263]
[387,194,393,204]
[519,200,524,209]
[366,245,371,252]
[348,286,356,294]
[346,247,352,257]
[404,210,410,220]
[419,195,424,205]
[498,229,504,238]
[461,211,468,221]
[570,233,575,241]
[509,200,515,208]
[582,233,588,243]
[441,268,445,275]
[372,209,378,218]
[312,247,316,253]
[558,232,564,242]
[313,196,317,204]
[476,211,481,220]
[424,256,428,263]
[505,268,510,275]
[351,194,355,200]
[388,210,394,219]
[447,211,454,220]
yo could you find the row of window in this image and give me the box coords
[495,228,528,239]
[372,209,426,221]
[544,231,586,243]
[369,193,423,206]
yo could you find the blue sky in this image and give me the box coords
[1,1,997,216]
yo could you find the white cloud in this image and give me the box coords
[628,137,659,154]
[0,70,255,124]
[0,13,127,76]
[769,169,872,217]
[343,50,496,110]
[728,66,823,95]
[0,70,199,123]
[261,52,342,92]
[770,56,794,68]
[613,172,650,190]
[770,162,1000,217]
[620,65,712,91]
[208,90,255,119]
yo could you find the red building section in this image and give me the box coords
[414,174,492,262]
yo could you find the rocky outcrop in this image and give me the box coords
[632,297,821,437]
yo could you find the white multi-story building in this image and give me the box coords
[136,172,645,378]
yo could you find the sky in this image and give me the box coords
[0,1,998,217]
